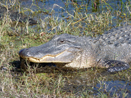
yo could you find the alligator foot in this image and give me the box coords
[103,60,130,72]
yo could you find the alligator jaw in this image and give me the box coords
[19,47,82,63]
[20,50,74,63]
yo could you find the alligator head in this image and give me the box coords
[19,34,96,68]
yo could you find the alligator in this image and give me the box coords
[19,25,131,72]
[0,5,37,25]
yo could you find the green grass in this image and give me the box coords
[0,0,131,97]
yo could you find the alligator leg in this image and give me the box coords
[103,60,130,72]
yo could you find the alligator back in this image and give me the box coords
[89,25,131,64]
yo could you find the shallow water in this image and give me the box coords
[19,0,130,19]
[1,0,130,23]
[19,0,131,33]
[1,0,130,33]
[94,80,131,97]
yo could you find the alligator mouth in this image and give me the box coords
[19,48,81,63]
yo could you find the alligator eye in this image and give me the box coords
[57,38,66,43]
[60,40,64,43]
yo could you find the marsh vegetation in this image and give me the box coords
[0,0,131,97]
